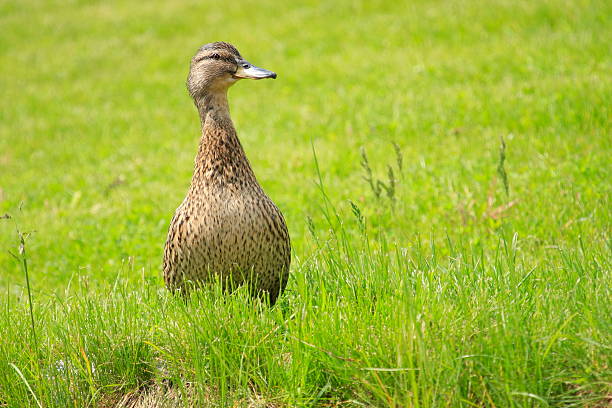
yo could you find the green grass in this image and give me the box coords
[0,0,610,406]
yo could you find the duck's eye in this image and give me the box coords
[195,53,221,63]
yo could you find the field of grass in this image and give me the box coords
[1,0,610,406]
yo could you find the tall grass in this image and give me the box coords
[1,171,610,406]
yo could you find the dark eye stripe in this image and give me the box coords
[195,53,235,63]
[195,54,216,62]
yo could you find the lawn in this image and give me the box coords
[0,0,610,406]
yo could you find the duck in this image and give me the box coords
[163,42,291,305]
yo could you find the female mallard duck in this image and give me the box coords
[163,42,290,305]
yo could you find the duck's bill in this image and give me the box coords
[234,63,277,80]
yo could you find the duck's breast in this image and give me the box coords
[167,187,290,289]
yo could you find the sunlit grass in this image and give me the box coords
[0,0,610,406]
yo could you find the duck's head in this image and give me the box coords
[187,42,276,99]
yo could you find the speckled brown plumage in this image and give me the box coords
[163,42,290,305]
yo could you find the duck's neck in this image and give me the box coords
[191,91,257,189]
